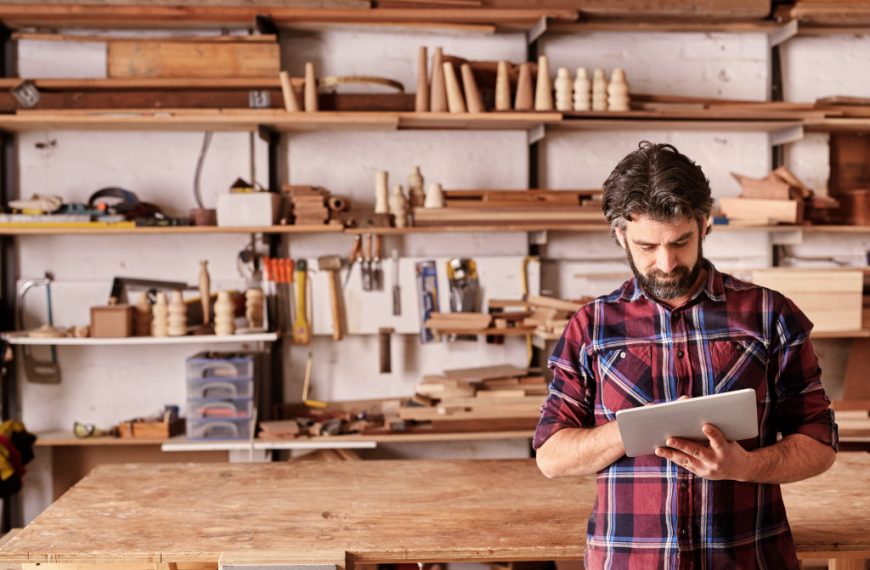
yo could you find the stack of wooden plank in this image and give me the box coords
[424,312,493,333]
[283,185,331,226]
[399,364,547,427]
[413,189,605,226]
[720,167,812,225]
[751,269,864,332]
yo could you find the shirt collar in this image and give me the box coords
[618,258,726,305]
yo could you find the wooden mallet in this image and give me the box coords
[318,255,343,341]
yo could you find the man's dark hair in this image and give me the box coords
[602,141,713,235]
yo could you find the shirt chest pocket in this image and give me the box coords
[709,338,768,399]
[597,344,654,412]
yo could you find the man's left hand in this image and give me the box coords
[655,424,753,481]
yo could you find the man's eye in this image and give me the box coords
[673,241,688,248]
[641,246,655,253]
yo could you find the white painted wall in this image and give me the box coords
[11,28,869,522]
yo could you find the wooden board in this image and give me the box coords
[751,269,863,332]
[719,197,803,224]
[108,40,280,78]
[443,364,527,381]
[0,456,867,564]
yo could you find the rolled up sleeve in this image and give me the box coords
[533,315,596,450]
[771,296,839,451]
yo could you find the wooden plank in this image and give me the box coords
[108,40,280,78]
[527,295,583,313]
[750,269,863,294]
[0,456,865,564]
[718,197,802,224]
[443,364,527,381]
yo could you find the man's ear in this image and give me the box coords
[615,225,627,250]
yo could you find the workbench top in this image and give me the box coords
[1,454,867,566]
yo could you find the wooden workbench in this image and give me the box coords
[0,454,867,569]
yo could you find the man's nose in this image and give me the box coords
[656,249,678,274]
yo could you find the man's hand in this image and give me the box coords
[655,423,754,481]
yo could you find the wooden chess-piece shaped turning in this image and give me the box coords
[214,290,235,336]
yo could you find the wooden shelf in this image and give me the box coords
[0,5,578,31]
[3,222,870,237]
[2,331,278,346]
[0,110,819,134]
[427,327,535,336]
[0,224,343,236]
[36,431,167,447]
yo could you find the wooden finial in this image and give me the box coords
[304,62,318,112]
[442,61,467,113]
[460,63,484,113]
[415,46,429,113]
[430,47,447,112]
[495,60,511,111]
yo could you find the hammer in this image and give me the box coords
[318,255,343,341]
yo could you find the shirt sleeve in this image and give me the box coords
[770,295,839,451]
[533,313,596,450]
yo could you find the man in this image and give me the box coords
[534,141,838,569]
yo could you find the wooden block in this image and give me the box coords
[732,172,794,200]
[90,305,134,338]
[719,197,803,224]
[117,417,184,439]
[474,389,528,399]
[108,39,279,78]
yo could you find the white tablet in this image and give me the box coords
[615,388,759,458]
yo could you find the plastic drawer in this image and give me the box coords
[188,398,253,419]
[187,377,254,399]
[186,352,254,380]
[187,417,253,440]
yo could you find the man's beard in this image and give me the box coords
[626,241,703,300]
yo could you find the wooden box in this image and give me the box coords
[107,37,279,79]
[751,269,863,332]
[90,305,134,338]
[118,417,185,440]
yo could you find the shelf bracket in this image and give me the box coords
[528,124,546,145]
[255,14,279,36]
[769,19,798,48]
[770,125,803,147]
[528,230,548,246]
[770,229,804,246]
[527,16,548,45]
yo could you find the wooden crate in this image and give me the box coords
[117,417,185,439]
[751,269,863,332]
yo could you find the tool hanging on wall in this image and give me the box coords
[446,258,479,342]
[378,327,394,374]
[292,259,311,345]
[415,260,440,343]
[301,351,326,408]
[372,234,384,290]
[317,255,343,341]
[17,273,61,384]
[391,249,401,316]
[343,234,363,288]
[362,233,373,291]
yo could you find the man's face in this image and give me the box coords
[616,214,705,300]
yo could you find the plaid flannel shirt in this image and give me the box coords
[534,259,838,570]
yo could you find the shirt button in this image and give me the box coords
[677,350,685,359]
[680,481,688,490]
[680,528,687,537]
